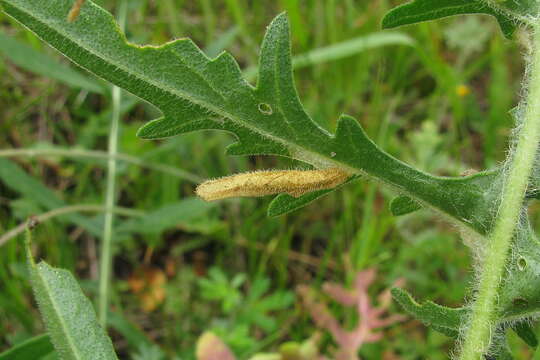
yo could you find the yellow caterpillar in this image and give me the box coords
[196,168,350,201]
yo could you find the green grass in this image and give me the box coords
[0,1,533,359]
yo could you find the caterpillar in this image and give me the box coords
[196,168,350,201]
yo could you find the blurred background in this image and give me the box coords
[0,0,534,358]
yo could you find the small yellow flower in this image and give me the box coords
[456,84,471,97]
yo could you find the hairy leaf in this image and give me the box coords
[390,195,422,216]
[382,0,517,38]
[391,287,467,337]
[0,0,506,236]
[487,329,513,360]
[393,286,520,359]
[0,334,54,360]
[25,231,118,360]
[511,322,538,348]
[267,175,360,216]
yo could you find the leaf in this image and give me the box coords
[390,195,422,216]
[25,230,119,360]
[391,287,467,338]
[511,322,538,348]
[382,0,517,39]
[107,311,154,351]
[116,198,215,235]
[267,175,360,217]
[0,158,102,237]
[0,334,54,360]
[0,0,506,235]
[0,31,104,93]
[487,328,513,360]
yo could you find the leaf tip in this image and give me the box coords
[136,118,170,139]
[24,217,40,267]
[390,195,422,216]
[335,114,365,140]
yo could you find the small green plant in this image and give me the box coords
[197,267,294,355]
[2,0,540,359]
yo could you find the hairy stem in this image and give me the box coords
[459,27,540,360]
[98,0,127,326]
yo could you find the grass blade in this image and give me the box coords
[244,32,414,80]
[0,31,104,93]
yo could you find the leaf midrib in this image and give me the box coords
[35,264,83,360]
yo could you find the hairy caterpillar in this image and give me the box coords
[196,168,350,201]
[68,0,86,22]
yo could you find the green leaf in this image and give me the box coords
[107,311,154,352]
[0,334,54,360]
[0,158,102,237]
[511,322,538,348]
[382,0,517,39]
[268,190,339,217]
[390,195,422,216]
[0,0,506,235]
[267,175,360,217]
[25,230,118,360]
[0,31,104,93]
[487,329,513,360]
[116,198,215,235]
[391,287,467,338]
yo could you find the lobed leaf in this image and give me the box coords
[0,0,508,236]
[382,0,517,39]
[267,175,360,216]
[391,287,467,338]
[25,230,118,360]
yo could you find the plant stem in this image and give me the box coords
[0,205,143,247]
[97,86,120,326]
[459,27,540,360]
[0,148,202,182]
[98,0,127,326]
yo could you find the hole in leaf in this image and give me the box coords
[518,257,527,271]
[258,103,273,115]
